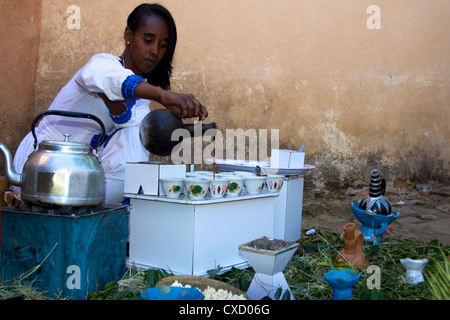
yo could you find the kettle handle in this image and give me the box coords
[31,110,106,150]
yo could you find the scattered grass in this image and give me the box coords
[1,229,449,300]
[0,242,60,300]
[0,278,49,300]
[425,249,450,300]
[302,208,314,216]
[285,230,446,300]
[88,229,449,300]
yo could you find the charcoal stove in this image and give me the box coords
[10,202,118,217]
[0,202,128,300]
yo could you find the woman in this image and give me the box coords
[13,3,207,204]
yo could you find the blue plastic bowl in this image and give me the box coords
[141,285,205,300]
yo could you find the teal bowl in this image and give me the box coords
[141,285,205,300]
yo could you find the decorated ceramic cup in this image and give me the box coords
[207,178,229,198]
[265,175,285,192]
[160,178,185,199]
[225,175,245,197]
[244,176,266,194]
[184,178,210,200]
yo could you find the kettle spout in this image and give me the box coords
[0,143,22,187]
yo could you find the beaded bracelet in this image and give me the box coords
[121,74,146,100]
[110,98,137,125]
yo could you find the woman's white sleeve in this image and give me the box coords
[75,54,145,101]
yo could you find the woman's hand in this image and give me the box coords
[160,91,208,120]
[134,82,208,120]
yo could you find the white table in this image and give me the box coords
[126,192,277,276]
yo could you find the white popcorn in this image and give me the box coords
[171,280,190,288]
[169,281,246,300]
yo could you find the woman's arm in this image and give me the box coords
[134,82,208,120]
[76,54,208,120]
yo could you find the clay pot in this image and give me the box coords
[336,223,369,270]
[139,109,217,157]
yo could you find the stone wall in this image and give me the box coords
[1,0,449,187]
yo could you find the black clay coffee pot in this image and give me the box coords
[139,109,217,157]
[358,169,392,216]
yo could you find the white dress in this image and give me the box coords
[13,53,151,205]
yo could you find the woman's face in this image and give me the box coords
[125,14,170,75]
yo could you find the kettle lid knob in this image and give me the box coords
[64,133,71,142]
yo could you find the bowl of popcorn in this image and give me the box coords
[156,276,248,300]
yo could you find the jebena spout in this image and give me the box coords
[0,143,22,187]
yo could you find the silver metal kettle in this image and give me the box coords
[0,110,106,207]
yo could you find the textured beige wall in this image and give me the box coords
[0,0,41,170]
[2,0,449,186]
